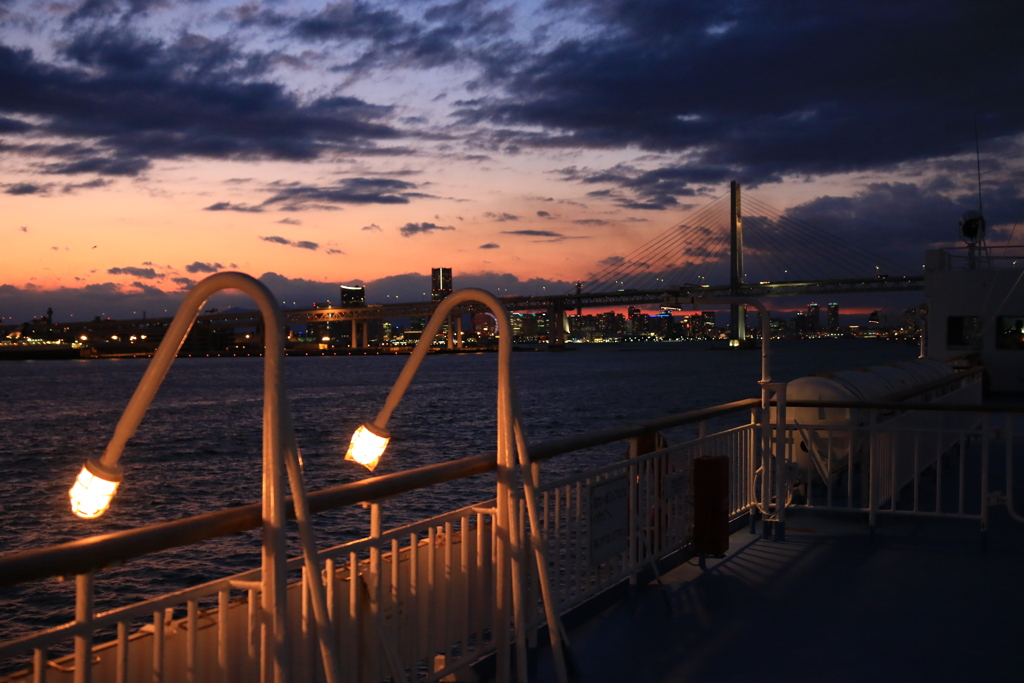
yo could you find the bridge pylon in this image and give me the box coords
[730,180,747,341]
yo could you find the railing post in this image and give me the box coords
[73,572,94,683]
[369,502,382,677]
[773,384,787,542]
[750,405,761,534]
[981,414,990,552]
[868,411,878,537]
[627,436,639,599]
[1005,413,1024,524]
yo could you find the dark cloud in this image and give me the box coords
[5,183,46,195]
[460,1,1024,201]
[780,181,1024,267]
[0,29,405,176]
[0,115,32,133]
[108,266,161,279]
[479,242,500,249]
[536,210,552,217]
[65,0,171,24]
[43,155,149,176]
[485,211,519,221]
[204,201,264,213]
[277,218,301,225]
[287,0,515,74]
[557,164,706,210]
[598,255,625,267]
[260,235,319,250]
[362,223,382,231]
[501,229,563,238]
[172,276,196,289]
[261,177,426,210]
[185,261,224,274]
[399,221,455,237]
[62,178,111,192]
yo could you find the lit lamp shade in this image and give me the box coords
[69,458,124,519]
[346,423,390,472]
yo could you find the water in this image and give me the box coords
[0,339,915,650]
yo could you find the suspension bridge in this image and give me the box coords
[31,183,924,348]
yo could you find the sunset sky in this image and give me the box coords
[1,0,1022,323]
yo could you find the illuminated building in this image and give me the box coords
[794,311,810,336]
[827,303,840,333]
[340,285,365,306]
[806,303,820,333]
[701,311,717,339]
[431,267,453,302]
[473,312,497,338]
[628,306,647,335]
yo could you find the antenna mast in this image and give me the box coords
[960,120,987,269]
[975,119,984,216]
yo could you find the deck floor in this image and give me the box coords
[526,509,1024,683]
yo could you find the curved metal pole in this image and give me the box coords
[92,272,339,683]
[509,383,573,682]
[366,288,550,683]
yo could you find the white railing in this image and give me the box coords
[6,367,1024,683]
[532,424,756,619]
[779,374,1020,539]
[0,403,758,683]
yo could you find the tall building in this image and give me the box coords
[431,267,453,302]
[826,302,840,333]
[806,302,820,333]
[701,311,717,338]
[340,285,365,306]
[627,306,647,335]
[794,310,810,336]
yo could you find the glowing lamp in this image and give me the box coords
[69,458,123,519]
[345,423,390,472]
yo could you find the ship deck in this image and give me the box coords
[531,509,1024,683]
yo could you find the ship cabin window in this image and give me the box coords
[947,316,982,349]
[996,316,1024,350]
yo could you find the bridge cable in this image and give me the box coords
[744,195,915,277]
[573,193,729,294]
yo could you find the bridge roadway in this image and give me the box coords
[52,275,923,337]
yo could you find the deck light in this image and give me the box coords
[63,272,343,682]
[69,458,123,519]
[346,422,390,471]
[347,287,573,683]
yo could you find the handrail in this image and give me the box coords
[0,397,758,589]
[882,366,982,402]
[783,400,1024,413]
[530,397,759,462]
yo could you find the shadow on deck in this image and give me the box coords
[528,509,1024,683]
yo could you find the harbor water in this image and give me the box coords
[0,339,915,650]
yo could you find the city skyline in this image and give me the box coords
[1,1,1022,324]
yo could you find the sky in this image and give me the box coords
[1,0,1023,325]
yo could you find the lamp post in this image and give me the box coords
[346,288,571,683]
[67,272,341,683]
